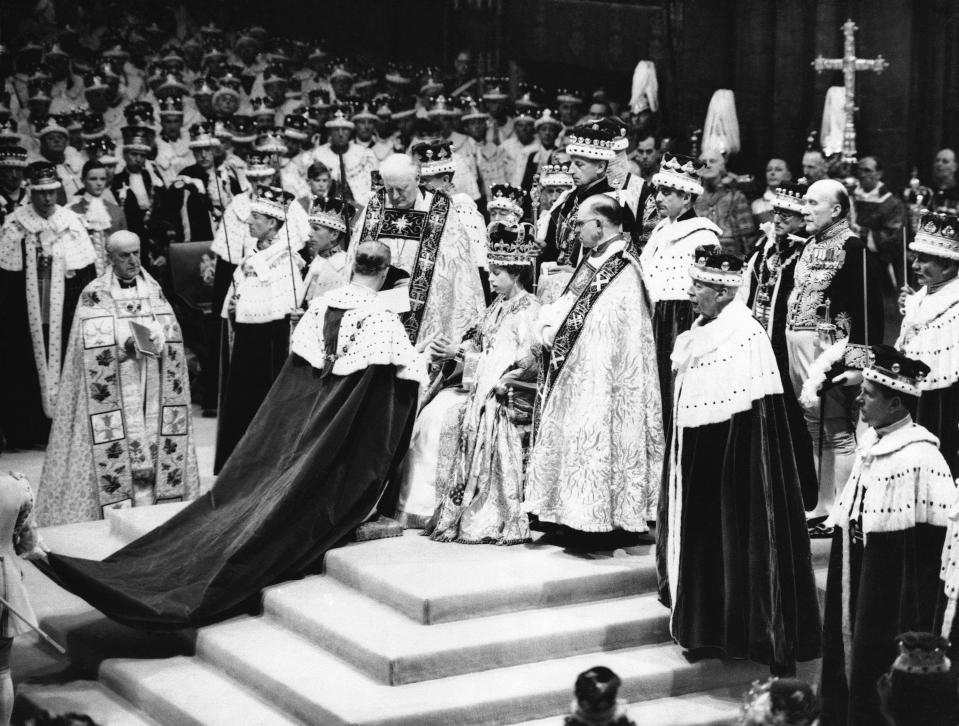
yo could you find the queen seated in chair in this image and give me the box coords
[399,221,542,545]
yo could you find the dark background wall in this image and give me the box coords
[4,0,957,188]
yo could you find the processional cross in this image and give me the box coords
[812,19,889,162]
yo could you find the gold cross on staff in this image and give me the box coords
[812,19,889,162]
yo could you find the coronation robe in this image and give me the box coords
[0,204,97,449]
[639,210,721,420]
[39,283,424,629]
[896,277,959,476]
[417,291,541,543]
[209,191,310,414]
[350,187,485,345]
[657,297,821,674]
[214,237,305,472]
[525,237,664,534]
[821,419,954,726]
[36,270,201,526]
[745,232,818,508]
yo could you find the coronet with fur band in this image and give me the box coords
[250,184,294,220]
[909,211,959,262]
[565,123,616,161]
[121,125,154,153]
[890,632,951,675]
[244,151,275,179]
[309,196,354,234]
[26,160,62,191]
[772,181,808,215]
[862,344,930,397]
[487,184,525,217]
[411,139,455,177]
[486,221,539,267]
[0,145,28,169]
[652,152,705,196]
[689,246,744,287]
[539,162,574,188]
[325,107,355,130]
[188,122,221,149]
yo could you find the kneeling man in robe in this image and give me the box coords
[37,231,201,526]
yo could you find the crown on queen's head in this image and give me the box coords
[486,221,539,267]
[909,210,959,262]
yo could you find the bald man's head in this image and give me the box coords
[803,179,849,234]
[107,231,142,280]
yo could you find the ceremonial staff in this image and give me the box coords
[211,166,234,265]
[0,593,66,655]
[530,172,541,293]
[281,198,300,338]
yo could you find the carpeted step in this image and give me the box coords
[509,685,745,726]
[16,681,161,726]
[325,532,657,624]
[100,656,304,726]
[264,576,670,684]
[194,615,811,726]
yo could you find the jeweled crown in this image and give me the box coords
[486,221,539,267]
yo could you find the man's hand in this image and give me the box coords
[428,335,459,362]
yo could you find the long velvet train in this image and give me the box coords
[39,356,418,629]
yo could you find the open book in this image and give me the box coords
[129,321,161,358]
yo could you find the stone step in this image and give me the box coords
[100,656,304,726]
[510,686,745,726]
[195,615,810,726]
[264,576,670,685]
[16,681,161,726]
[325,532,658,624]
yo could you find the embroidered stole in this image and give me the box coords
[533,251,630,439]
[78,282,192,512]
[359,188,452,342]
